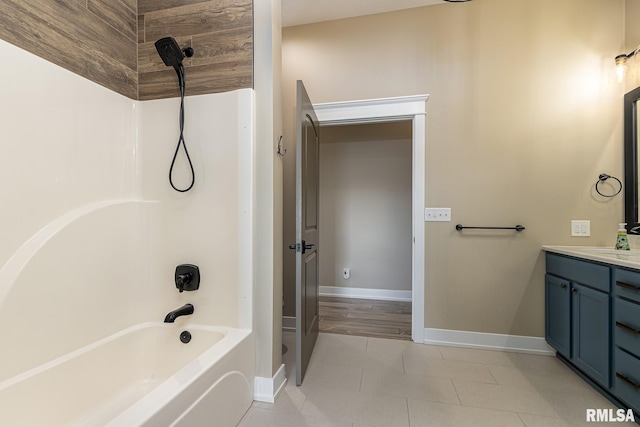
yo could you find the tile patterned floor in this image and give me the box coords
[238,332,631,426]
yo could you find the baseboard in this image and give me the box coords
[282,316,295,331]
[424,328,555,355]
[319,286,412,302]
[253,364,287,403]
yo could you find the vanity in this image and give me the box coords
[540,82,640,417]
[544,246,640,417]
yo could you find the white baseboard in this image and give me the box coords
[285,319,552,355]
[282,316,295,331]
[319,286,412,302]
[253,364,287,403]
[424,328,555,355]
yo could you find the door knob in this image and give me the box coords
[302,241,314,254]
[288,241,315,253]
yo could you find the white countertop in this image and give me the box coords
[543,246,640,270]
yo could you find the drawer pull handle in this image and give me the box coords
[615,321,640,336]
[616,372,640,390]
[616,281,640,291]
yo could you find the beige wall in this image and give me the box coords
[319,122,413,292]
[255,0,284,378]
[626,0,640,52]
[282,0,626,336]
[625,0,640,90]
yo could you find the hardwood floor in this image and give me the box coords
[318,296,412,341]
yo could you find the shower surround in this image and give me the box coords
[0,38,255,425]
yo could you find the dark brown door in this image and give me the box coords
[295,80,320,386]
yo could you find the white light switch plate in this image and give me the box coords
[425,208,451,222]
[571,220,590,237]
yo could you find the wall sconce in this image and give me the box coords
[616,54,629,82]
[616,47,640,82]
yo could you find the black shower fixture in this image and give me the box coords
[175,264,200,293]
[154,37,194,72]
[154,37,196,193]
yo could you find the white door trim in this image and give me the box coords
[314,94,428,344]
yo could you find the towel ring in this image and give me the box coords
[595,173,622,197]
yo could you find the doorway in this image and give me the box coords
[318,121,413,340]
[314,94,428,344]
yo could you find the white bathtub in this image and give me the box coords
[0,323,254,427]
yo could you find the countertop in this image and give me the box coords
[543,245,640,270]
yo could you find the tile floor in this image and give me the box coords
[238,332,632,426]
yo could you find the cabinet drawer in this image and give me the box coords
[615,268,640,303]
[546,254,610,292]
[614,349,640,412]
[615,298,640,358]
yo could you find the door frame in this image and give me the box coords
[313,94,429,344]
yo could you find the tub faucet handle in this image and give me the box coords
[175,264,200,292]
[176,273,192,293]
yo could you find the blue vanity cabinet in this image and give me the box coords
[545,253,611,388]
[545,274,570,358]
[613,268,640,414]
[571,282,610,387]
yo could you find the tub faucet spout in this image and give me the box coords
[164,303,194,323]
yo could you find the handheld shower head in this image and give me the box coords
[154,37,197,193]
[154,37,185,70]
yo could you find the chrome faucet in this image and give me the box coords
[164,303,194,323]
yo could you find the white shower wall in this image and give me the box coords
[0,39,138,269]
[0,39,254,382]
[137,91,254,329]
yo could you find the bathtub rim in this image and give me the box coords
[0,322,247,392]
[102,324,252,427]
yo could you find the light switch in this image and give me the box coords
[425,208,451,222]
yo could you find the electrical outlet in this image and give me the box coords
[343,268,350,280]
[425,208,452,222]
[571,220,590,237]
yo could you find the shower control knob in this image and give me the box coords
[175,264,200,292]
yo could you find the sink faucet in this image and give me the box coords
[164,303,194,323]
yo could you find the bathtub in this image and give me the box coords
[0,323,254,427]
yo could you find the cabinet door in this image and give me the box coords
[545,274,570,358]
[571,282,610,387]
